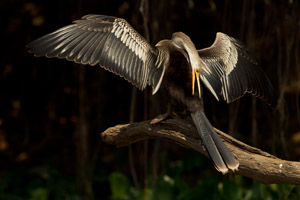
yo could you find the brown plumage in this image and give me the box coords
[27,14,275,174]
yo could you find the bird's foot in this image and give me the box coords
[150,113,170,124]
[172,110,188,118]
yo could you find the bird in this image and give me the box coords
[27,14,275,174]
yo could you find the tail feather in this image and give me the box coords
[191,110,239,173]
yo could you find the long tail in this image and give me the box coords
[191,110,239,174]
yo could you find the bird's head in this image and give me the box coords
[171,32,194,50]
[171,32,202,97]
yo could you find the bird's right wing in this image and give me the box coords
[198,32,275,105]
[27,14,166,93]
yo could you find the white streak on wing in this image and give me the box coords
[135,43,139,57]
[113,26,122,38]
[111,24,117,33]
[200,74,219,100]
[152,63,165,94]
[202,64,211,74]
[142,60,148,86]
[117,27,123,38]
[125,35,130,47]
[129,41,134,54]
[155,50,164,67]
[201,58,213,75]
[137,45,143,59]
[120,31,127,42]
[123,33,129,45]
[135,43,139,55]
[216,62,224,75]
[128,38,133,50]
[222,76,230,101]
[224,41,238,75]
[141,49,147,62]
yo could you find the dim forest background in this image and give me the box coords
[1,0,300,199]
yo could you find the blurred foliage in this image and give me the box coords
[1,0,300,199]
[0,165,80,200]
[106,152,300,200]
[1,150,300,199]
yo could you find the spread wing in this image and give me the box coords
[27,14,166,93]
[198,32,275,105]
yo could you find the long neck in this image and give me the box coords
[171,34,204,98]
[172,36,203,69]
[183,42,202,69]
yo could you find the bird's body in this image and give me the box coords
[27,14,275,174]
[156,40,196,109]
[155,40,239,173]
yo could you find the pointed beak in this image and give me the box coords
[192,68,201,98]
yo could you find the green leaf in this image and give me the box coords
[222,180,243,200]
[151,175,175,200]
[29,187,48,200]
[109,172,130,200]
[139,188,152,200]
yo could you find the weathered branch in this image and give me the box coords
[101,115,300,185]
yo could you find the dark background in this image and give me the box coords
[1,0,300,199]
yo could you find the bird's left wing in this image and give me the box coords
[198,32,275,105]
[27,14,165,93]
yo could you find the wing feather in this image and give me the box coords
[51,29,84,57]
[198,32,275,105]
[89,32,110,66]
[64,31,93,59]
[80,31,101,64]
[27,14,166,92]
[71,31,97,61]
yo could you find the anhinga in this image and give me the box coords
[27,15,275,174]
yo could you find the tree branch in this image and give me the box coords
[101,115,300,185]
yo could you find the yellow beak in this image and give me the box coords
[192,68,201,98]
